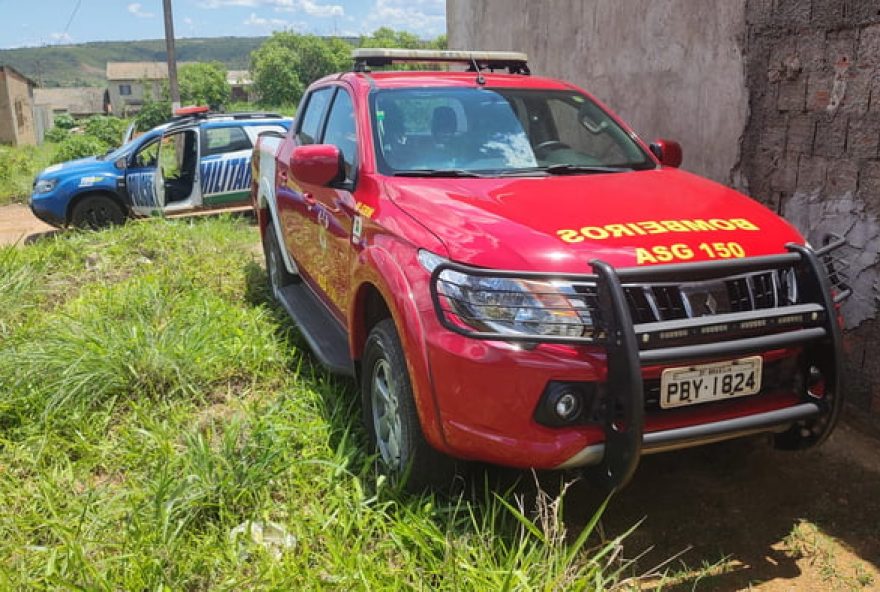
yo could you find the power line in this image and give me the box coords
[63,0,83,35]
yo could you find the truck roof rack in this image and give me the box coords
[352,48,530,75]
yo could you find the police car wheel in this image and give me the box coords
[70,195,126,230]
[362,318,460,492]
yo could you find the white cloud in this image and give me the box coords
[366,0,444,37]
[49,32,73,43]
[199,0,343,17]
[242,12,292,30]
[128,2,155,18]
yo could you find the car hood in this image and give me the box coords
[384,168,805,272]
[38,156,114,180]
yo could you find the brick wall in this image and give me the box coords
[741,0,880,425]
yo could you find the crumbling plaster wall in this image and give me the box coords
[741,0,880,419]
[447,0,749,185]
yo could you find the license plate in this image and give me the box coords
[660,356,763,409]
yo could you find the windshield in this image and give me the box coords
[370,87,654,176]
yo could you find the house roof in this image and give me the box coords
[227,70,253,86]
[34,87,106,114]
[106,61,169,81]
[0,64,37,87]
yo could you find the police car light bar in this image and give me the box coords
[352,48,530,74]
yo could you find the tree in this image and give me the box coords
[179,62,230,109]
[251,42,305,107]
[251,32,350,107]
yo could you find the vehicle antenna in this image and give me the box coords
[469,56,486,86]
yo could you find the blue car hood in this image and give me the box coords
[39,156,117,180]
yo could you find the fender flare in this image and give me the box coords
[349,245,449,451]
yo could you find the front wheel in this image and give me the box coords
[361,318,458,492]
[69,194,126,230]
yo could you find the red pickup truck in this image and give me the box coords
[252,49,848,491]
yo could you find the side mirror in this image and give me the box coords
[115,157,127,170]
[290,144,343,187]
[649,139,683,168]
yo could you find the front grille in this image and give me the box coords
[620,269,799,324]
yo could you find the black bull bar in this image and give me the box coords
[430,238,848,490]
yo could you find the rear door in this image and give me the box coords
[198,124,254,207]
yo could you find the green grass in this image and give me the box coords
[0,216,637,590]
[0,143,56,206]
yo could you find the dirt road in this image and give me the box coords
[0,203,57,246]
[503,421,880,590]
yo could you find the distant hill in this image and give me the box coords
[0,37,270,87]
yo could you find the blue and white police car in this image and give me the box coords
[30,108,292,229]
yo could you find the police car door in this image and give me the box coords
[156,127,201,212]
[198,125,253,207]
[125,136,163,216]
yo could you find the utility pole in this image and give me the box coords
[163,0,180,111]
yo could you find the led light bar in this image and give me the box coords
[352,48,530,74]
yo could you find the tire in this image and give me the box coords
[69,194,126,230]
[361,318,458,492]
[262,225,298,301]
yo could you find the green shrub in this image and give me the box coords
[0,144,55,205]
[83,115,129,147]
[52,133,108,163]
[44,125,69,143]
[53,113,76,130]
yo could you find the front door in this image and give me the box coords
[304,87,358,321]
[125,136,162,216]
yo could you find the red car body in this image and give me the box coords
[252,52,845,488]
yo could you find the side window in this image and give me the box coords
[296,87,334,145]
[203,126,252,157]
[321,90,358,183]
[133,139,159,168]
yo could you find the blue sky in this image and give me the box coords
[0,0,446,49]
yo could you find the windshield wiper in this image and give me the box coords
[495,164,634,177]
[542,164,631,175]
[393,169,485,178]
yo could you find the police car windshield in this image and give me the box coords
[370,87,654,177]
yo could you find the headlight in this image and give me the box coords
[420,250,594,339]
[33,179,58,194]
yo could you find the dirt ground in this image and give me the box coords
[3,202,879,590]
[507,421,880,591]
[0,203,58,246]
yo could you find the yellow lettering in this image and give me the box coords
[709,218,736,230]
[681,219,714,232]
[626,223,648,235]
[581,226,610,240]
[653,246,674,262]
[659,220,688,232]
[557,229,584,244]
[604,223,635,238]
[636,247,657,264]
[671,243,694,260]
[730,218,760,231]
[638,220,668,234]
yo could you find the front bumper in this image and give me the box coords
[425,239,846,489]
[29,197,66,228]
